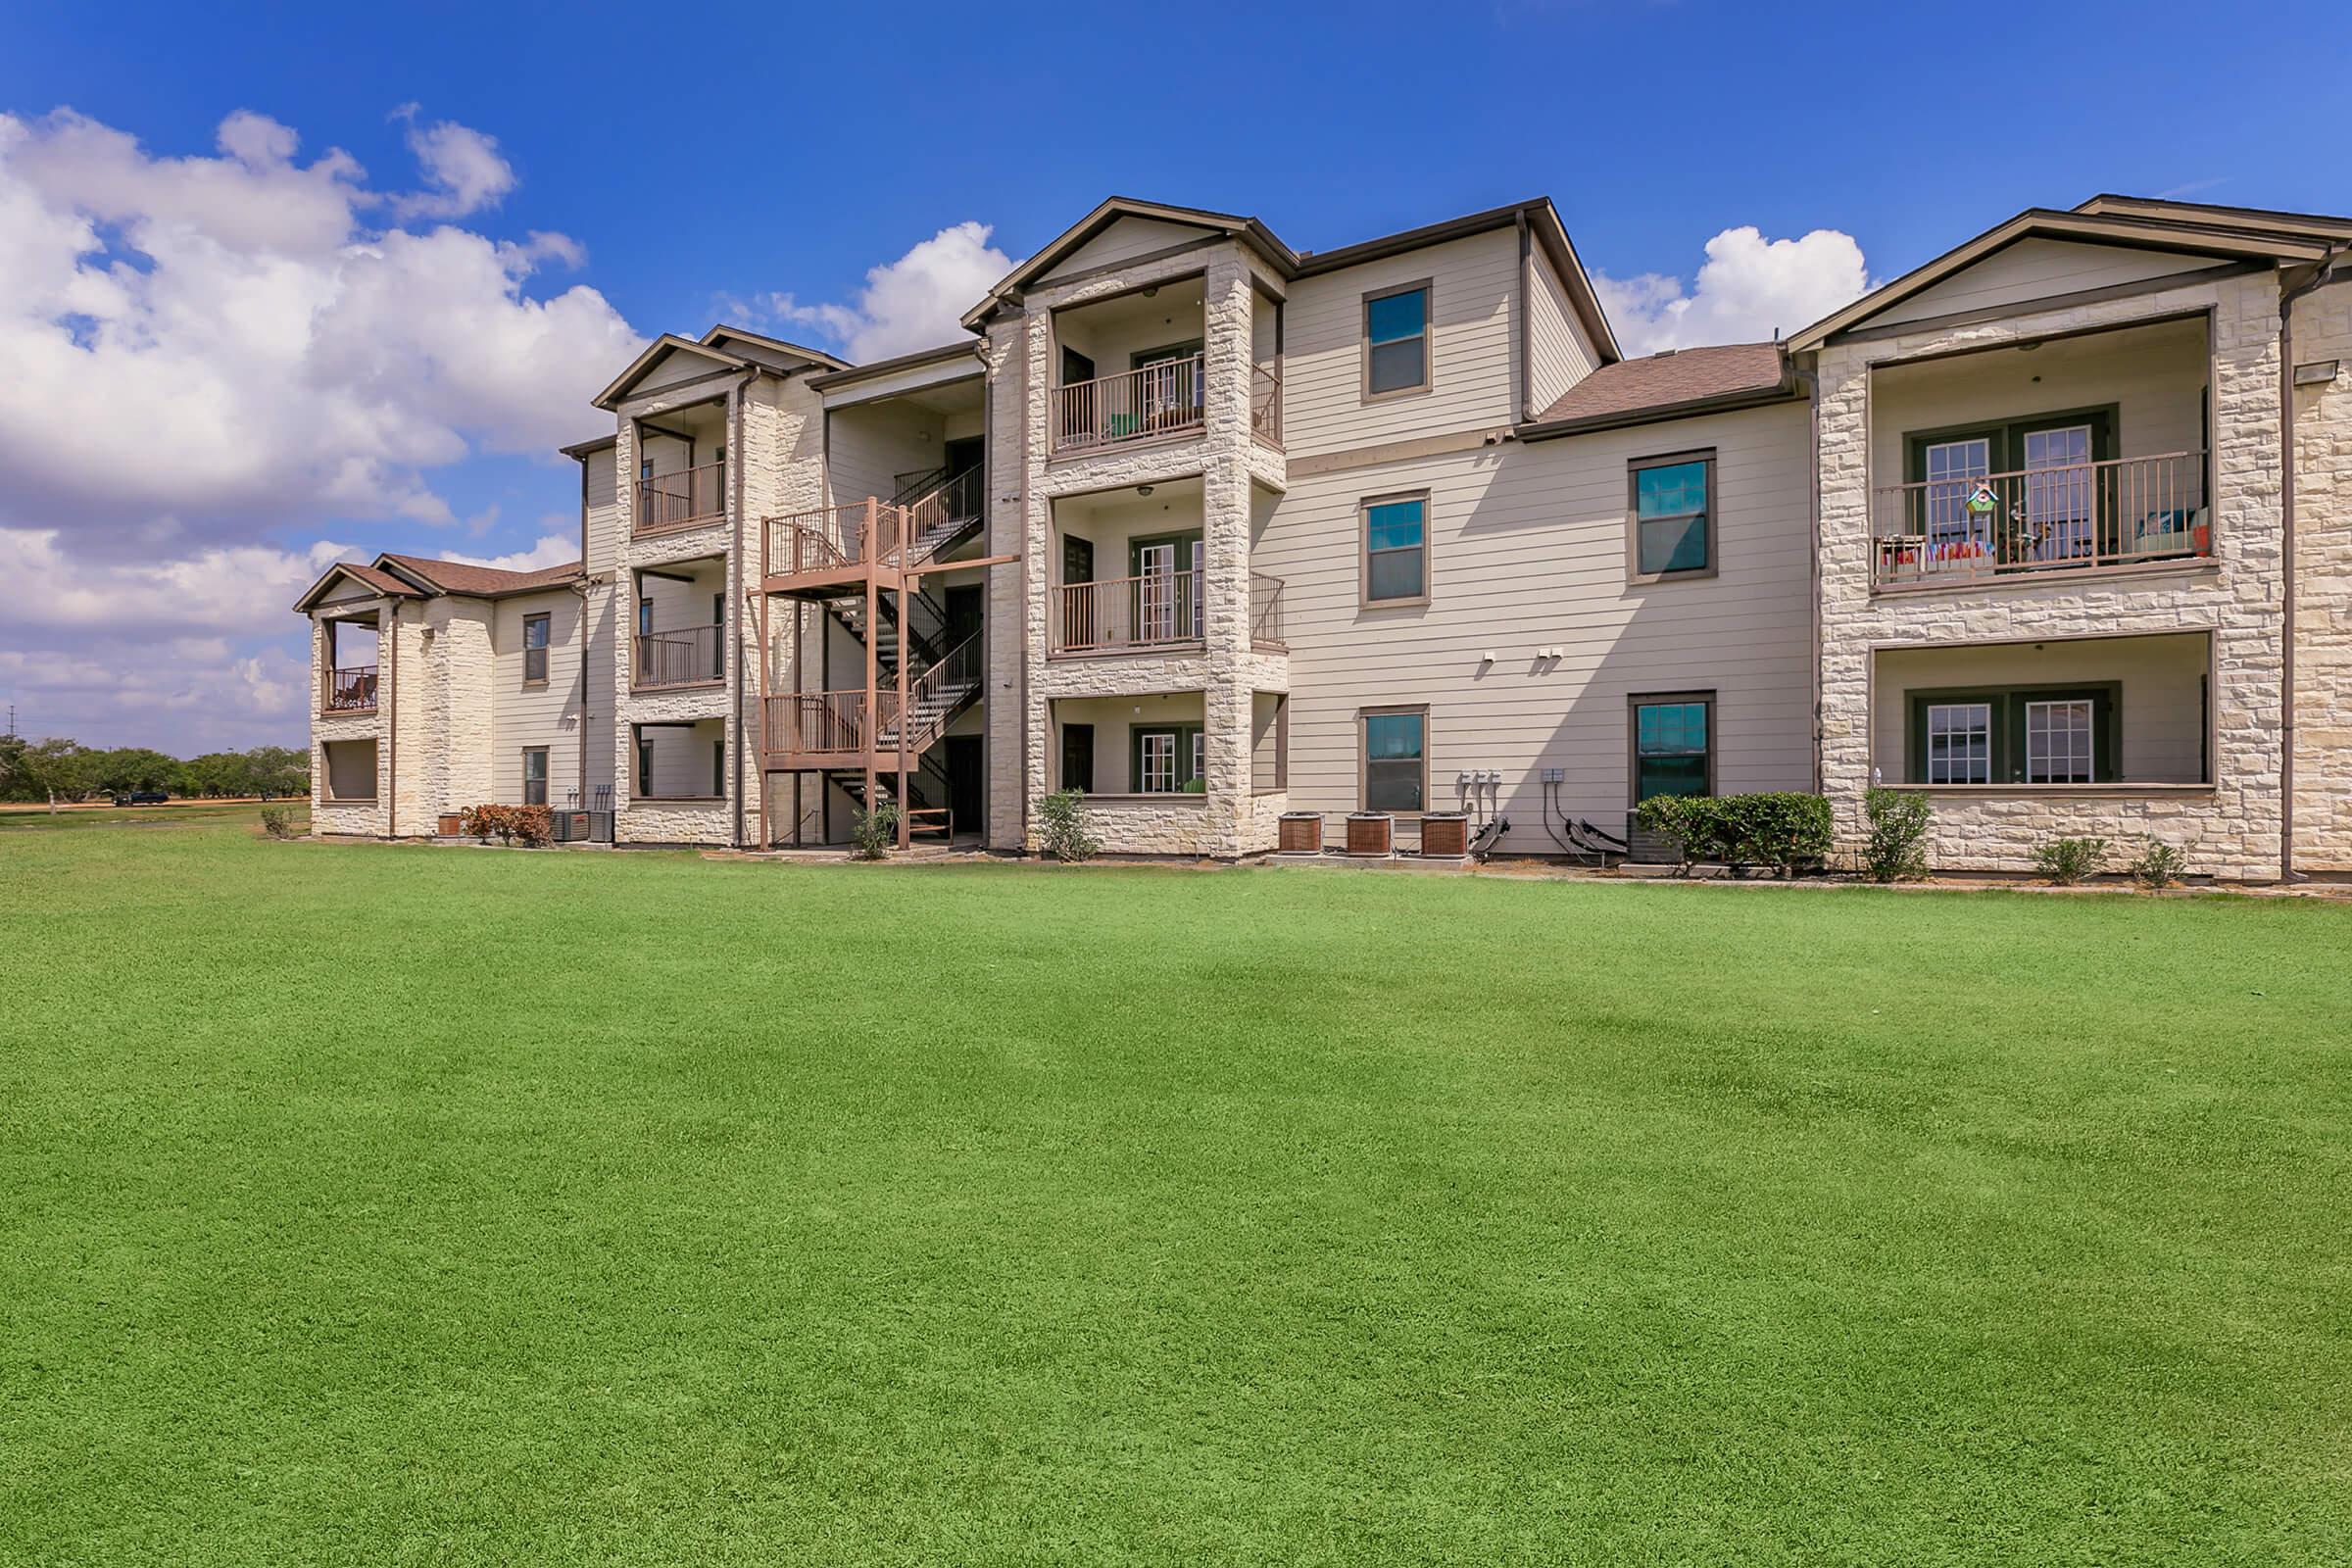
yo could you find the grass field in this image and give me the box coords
[2,808,2347,1565]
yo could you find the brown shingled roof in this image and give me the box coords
[292,560,427,612]
[378,553,583,598]
[1529,342,1790,430]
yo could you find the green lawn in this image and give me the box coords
[2,810,2346,1565]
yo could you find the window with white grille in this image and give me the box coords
[2025,699,2095,784]
[1926,703,1992,784]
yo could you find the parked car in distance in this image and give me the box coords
[111,790,170,807]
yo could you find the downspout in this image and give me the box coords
[383,598,399,838]
[977,338,996,850]
[728,369,754,849]
[1515,211,1532,423]
[2278,243,2344,883]
[1013,320,1032,854]
[1791,358,1825,795]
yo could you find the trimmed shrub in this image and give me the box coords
[462,804,553,847]
[1861,787,1931,883]
[258,806,300,840]
[1035,789,1101,862]
[851,802,899,861]
[2127,838,2188,891]
[2033,835,2110,885]
[1633,792,1833,878]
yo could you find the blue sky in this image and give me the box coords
[3,0,2347,752]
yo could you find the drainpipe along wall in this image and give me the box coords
[728,370,752,849]
[2279,245,2344,882]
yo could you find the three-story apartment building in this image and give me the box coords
[299,191,2352,880]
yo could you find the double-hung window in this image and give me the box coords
[1629,452,1715,581]
[1362,493,1428,606]
[1361,708,1427,811]
[1363,282,1430,398]
[1631,695,1712,803]
[522,612,551,685]
[520,747,549,806]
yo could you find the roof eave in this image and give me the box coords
[1516,381,1802,443]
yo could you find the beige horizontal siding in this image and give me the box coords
[1874,239,2230,327]
[490,590,585,806]
[1047,217,1219,281]
[1281,228,1519,459]
[1526,246,1599,414]
[1255,402,1815,846]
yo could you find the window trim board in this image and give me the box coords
[1627,691,1717,806]
[1360,278,1434,404]
[1626,448,1719,585]
[1357,703,1431,814]
[1359,489,1432,610]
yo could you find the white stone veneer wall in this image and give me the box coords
[1816,270,2288,880]
[2290,278,2352,872]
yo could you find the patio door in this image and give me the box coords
[1923,437,1992,561]
[2019,418,2103,564]
[1135,342,1201,433]
[1133,535,1202,643]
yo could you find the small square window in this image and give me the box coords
[1363,283,1430,398]
[1630,453,1715,581]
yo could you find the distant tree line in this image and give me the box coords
[0,734,309,806]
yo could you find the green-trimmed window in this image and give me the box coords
[1363,283,1430,396]
[1363,495,1428,604]
[1630,452,1714,579]
[1906,687,2118,785]
[1132,724,1203,794]
[1363,709,1426,811]
[1632,695,1712,803]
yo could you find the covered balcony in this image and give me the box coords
[1050,279,1207,455]
[1869,316,2213,591]
[1871,631,2211,791]
[630,558,726,693]
[631,718,727,804]
[319,617,378,713]
[632,400,728,537]
[1051,479,1203,655]
[1050,692,1210,800]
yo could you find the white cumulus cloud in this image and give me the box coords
[0,106,643,754]
[1595,225,1873,356]
[763,220,1012,362]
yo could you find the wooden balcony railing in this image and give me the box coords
[634,461,727,534]
[763,500,906,578]
[1052,355,1204,453]
[633,625,724,689]
[1052,569,1201,654]
[323,665,377,711]
[1250,364,1282,446]
[764,691,872,757]
[1873,451,2210,589]
[1250,572,1287,650]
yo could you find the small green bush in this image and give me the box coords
[1861,787,1931,883]
[2034,835,2110,885]
[2127,839,2188,891]
[1035,789,1101,862]
[1633,792,1833,878]
[258,806,300,840]
[851,802,899,860]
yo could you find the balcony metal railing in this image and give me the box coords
[1873,450,2210,589]
[633,625,724,689]
[323,665,377,711]
[1052,356,1204,453]
[1250,572,1287,650]
[1052,569,1202,654]
[1250,364,1282,446]
[763,500,906,578]
[634,461,727,534]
